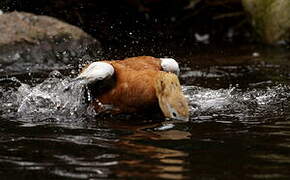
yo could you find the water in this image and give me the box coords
[0,45,290,179]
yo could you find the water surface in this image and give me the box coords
[0,45,290,179]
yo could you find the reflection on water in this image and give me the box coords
[0,45,290,179]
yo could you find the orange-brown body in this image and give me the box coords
[91,56,163,113]
[103,56,162,71]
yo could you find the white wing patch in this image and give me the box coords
[160,58,180,75]
[77,62,114,83]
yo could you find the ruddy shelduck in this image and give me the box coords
[77,56,189,121]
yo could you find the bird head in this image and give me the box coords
[154,72,189,121]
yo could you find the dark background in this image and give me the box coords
[0,0,250,57]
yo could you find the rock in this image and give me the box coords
[0,11,102,75]
[242,0,290,45]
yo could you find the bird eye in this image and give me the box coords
[172,112,177,117]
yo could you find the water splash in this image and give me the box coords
[10,71,96,122]
[183,85,290,122]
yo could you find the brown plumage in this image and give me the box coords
[80,56,189,120]
[104,56,162,71]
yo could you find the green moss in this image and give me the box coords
[243,0,290,44]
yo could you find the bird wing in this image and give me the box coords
[112,56,180,75]
[117,56,162,71]
[96,63,159,113]
[77,62,114,84]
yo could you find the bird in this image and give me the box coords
[76,56,189,121]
